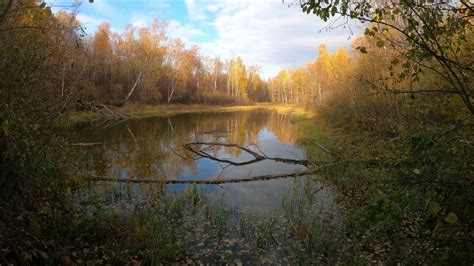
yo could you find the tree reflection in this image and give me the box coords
[71,109,302,181]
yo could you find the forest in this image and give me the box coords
[0,0,472,264]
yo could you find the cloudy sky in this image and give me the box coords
[48,0,361,78]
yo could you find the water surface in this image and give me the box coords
[70,109,335,215]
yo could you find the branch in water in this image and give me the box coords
[183,142,311,167]
[86,164,340,185]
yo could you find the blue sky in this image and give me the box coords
[48,0,361,78]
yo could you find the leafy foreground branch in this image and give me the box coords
[296,110,474,263]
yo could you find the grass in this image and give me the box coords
[51,103,473,263]
[62,103,314,127]
[294,108,474,264]
[70,174,342,264]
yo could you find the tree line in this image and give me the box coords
[8,0,470,113]
[57,14,271,105]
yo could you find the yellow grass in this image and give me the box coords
[65,103,315,125]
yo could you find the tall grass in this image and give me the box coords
[71,174,343,264]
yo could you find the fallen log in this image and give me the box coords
[88,170,313,184]
[77,99,129,120]
[85,162,341,185]
[69,142,106,146]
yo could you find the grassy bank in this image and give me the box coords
[62,103,314,126]
[296,110,473,263]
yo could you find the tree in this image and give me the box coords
[91,21,112,95]
[163,39,201,103]
[270,70,290,103]
[1,0,84,121]
[227,57,248,97]
[314,44,334,103]
[55,11,88,110]
[332,47,350,82]
[212,58,224,95]
[136,18,167,103]
[165,39,184,103]
[300,0,473,113]
[247,65,269,102]
[0,2,88,260]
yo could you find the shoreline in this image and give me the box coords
[62,103,315,126]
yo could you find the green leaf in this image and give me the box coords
[331,5,338,16]
[376,40,385,47]
[427,201,441,215]
[444,212,458,224]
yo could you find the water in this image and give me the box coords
[70,109,335,215]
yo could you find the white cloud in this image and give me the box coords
[76,13,104,33]
[131,15,149,28]
[188,0,361,78]
[185,0,209,21]
[168,20,203,45]
[127,16,203,48]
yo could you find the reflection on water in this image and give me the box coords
[70,109,335,215]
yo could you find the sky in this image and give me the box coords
[47,0,362,78]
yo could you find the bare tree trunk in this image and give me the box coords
[122,71,142,104]
[226,75,230,96]
[168,74,176,104]
[214,76,217,94]
[61,62,66,98]
[318,82,322,104]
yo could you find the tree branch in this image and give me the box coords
[85,162,340,184]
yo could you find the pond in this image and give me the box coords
[69,109,336,216]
